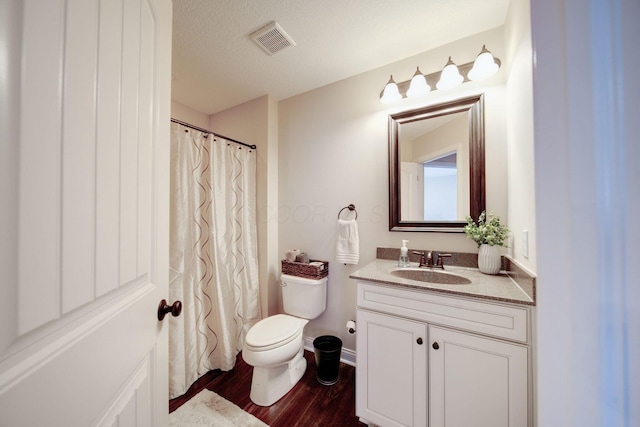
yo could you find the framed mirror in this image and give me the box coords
[389,94,485,231]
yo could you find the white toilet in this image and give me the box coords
[242,273,328,406]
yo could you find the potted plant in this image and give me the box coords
[464,211,510,274]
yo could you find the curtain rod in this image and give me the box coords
[170,118,257,150]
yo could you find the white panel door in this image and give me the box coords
[0,0,173,425]
[429,326,529,427]
[400,161,424,221]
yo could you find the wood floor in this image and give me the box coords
[170,350,367,426]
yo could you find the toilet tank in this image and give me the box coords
[281,274,327,319]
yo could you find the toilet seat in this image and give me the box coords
[245,314,303,351]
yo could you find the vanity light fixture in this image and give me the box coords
[379,45,501,103]
[380,75,402,104]
[436,56,464,90]
[468,45,500,81]
[406,67,431,98]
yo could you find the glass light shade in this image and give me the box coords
[406,67,431,98]
[380,75,402,104]
[468,45,499,81]
[436,57,463,90]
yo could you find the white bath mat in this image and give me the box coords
[169,389,269,426]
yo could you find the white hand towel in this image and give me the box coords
[335,218,359,265]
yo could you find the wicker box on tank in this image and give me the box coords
[281,259,329,279]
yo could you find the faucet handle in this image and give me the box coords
[436,253,452,268]
[412,251,427,267]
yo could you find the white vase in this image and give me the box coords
[478,244,501,275]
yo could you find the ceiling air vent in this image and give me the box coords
[249,21,296,55]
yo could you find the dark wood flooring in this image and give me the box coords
[170,350,366,426]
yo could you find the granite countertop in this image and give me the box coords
[349,259,535,306]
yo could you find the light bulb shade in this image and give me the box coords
[436,57,463,90]
[406,67,431,98]
[468,45,499,81]
[380,75,402,104]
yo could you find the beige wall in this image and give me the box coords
[410,115,468,163]
[171,100,209,129]
[505,0,536,272]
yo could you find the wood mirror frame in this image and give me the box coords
[389,94,485,232]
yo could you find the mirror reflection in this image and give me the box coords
[399,111,469,221]
[389,94,485,232]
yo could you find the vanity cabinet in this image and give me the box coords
[356,281,532,427]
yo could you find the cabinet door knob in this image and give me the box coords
[432,342,440,350]
[417,337,423,345]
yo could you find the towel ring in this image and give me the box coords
[338,204,357,220]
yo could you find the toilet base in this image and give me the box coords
[249,347,307,406]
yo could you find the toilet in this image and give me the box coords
[242,273,328,406]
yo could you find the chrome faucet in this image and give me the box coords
[412,251,453,269]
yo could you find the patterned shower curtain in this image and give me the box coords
[168,122,261,399]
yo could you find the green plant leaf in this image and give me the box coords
[463,210,510,247]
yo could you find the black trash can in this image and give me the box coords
[313,335,343,385]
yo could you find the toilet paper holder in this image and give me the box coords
[346,320,356,334]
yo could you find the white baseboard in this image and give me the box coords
[303,335,356,367]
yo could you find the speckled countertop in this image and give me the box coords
[349,259,535,306]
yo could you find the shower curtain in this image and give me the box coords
[169,122,261,399]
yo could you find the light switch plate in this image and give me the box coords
[522,230,529,259]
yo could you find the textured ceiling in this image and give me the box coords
[171,0,510,115]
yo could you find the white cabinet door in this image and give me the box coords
[429,326,529,427]
[356,309,428,427]
[0,0,172,425]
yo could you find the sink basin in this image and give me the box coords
[390,268,472,285]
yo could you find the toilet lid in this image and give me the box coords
[245,314,303,350]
